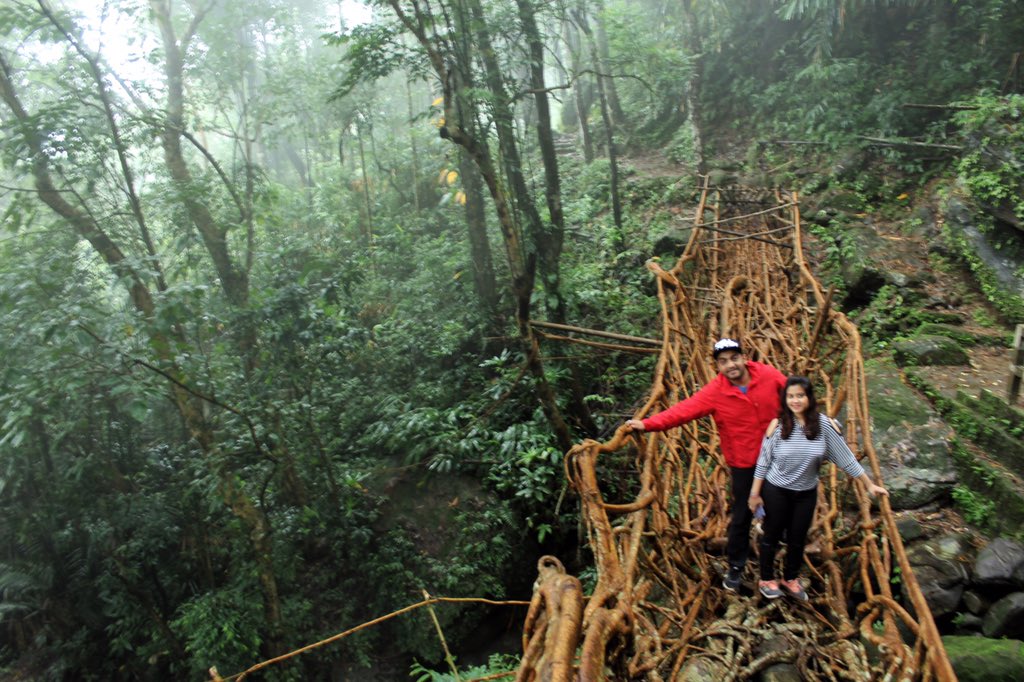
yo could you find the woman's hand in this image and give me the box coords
[868,483,888,498]
[748,494,763,514]
[625,419,646,432]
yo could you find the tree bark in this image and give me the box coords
[681,0,707,174]
[459,149,500,321]
[576,3,623,233]
[563,19,595,163]
[149,0,251,309]
[407,78,423,211]
[517,0,597,434]
[594,0,625,126]
[355,116,375,243]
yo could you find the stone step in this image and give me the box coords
[893,334,970,367]
[975,388,1024,431]
[904,369,1024,532]
[949,437,1024,534]
[953,391,1024,475]
[914,322,1012,347]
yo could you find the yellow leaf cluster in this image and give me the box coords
[438,169,458,186]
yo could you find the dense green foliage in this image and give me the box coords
[0,0,1022,679]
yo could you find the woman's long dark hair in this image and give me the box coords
[779,376,820,440]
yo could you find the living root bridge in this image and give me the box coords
[515,181,957,681]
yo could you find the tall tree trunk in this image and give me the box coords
[577,4,623,234]
[594,0,626,126]
[563,19,595,163]
[407,78,422,211]
[681,0,707,174]
[459,149,500,321]
[356,117,374,244]
[468,0,590,443]
[150,1,251,309]
[516,0,596,434]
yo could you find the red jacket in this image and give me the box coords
[641,361,787,468]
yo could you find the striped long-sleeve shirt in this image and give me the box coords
[754,413,865,491]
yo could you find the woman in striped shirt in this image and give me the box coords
[747,376,888,600]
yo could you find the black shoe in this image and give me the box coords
[722,566,742,591]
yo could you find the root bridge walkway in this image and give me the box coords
[516,181,957,681]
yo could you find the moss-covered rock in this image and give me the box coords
[865,358,937,429]
[865,359,957,508]
[653,227,693,258]
[939,195,1024,324]
[904,534,972,617]
[914,322,1010,347]
[892,334,969,367]
[916,310,967,325]
[942,635,1024,682]
[905,369,1024,530]
[951,391,1024,475]
[983,592,1024,639]
[977,389,1024,435]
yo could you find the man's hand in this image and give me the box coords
[625,419,646,432]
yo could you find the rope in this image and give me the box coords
[210,597,529,681]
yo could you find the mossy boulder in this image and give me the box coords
[835,222,888,307]
[904,534,972,618]
[653,227,693,257]
[914,322,1010,347]
[866,358,937,429]
[892,334,969,367]
[942,635,1024,682]
[983,592,1024,639]
[865,359,957,509]
[916,310,966,325]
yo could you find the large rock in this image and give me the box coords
[974,538,1024,586]
[836,221,887,307]
[677,656,728,682]
[910,564,966,618]
[942,635,1024,682]
[892,335,969,367]
[983,592,1024,639]
[864,359,957,509]
[943,195,1024,300]
[653,227,693,257]
[905,534,972,618]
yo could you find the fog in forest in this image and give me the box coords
[1,1,1023,679]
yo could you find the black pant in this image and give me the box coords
[758,480,818,581]
[727,466,755,569]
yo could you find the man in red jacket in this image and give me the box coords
[626,338,786,591]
